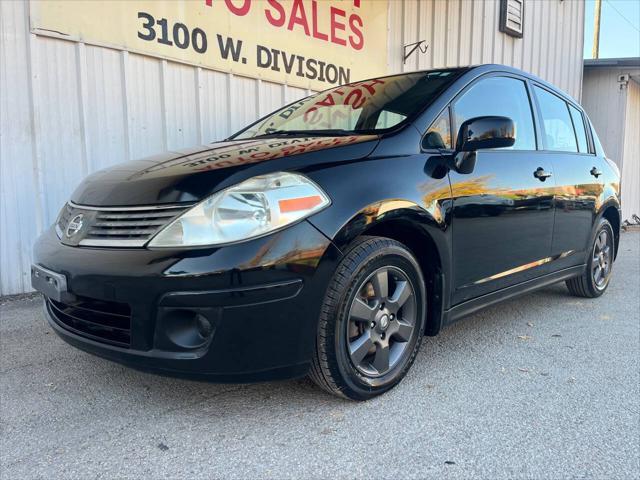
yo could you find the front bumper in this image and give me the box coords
[33,221,340,382]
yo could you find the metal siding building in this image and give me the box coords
[1,0,585,295]
[582,58,640,224]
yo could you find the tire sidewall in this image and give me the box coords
[585,219,614,297]
[331,242,426,399]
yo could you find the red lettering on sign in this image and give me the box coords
[349,14,364,50]
[288,0,310,35]
[330,7,346,46]
[225,0,251,16]
[207,0,368,51]
[264,0,286,27]
[311,1,328,42]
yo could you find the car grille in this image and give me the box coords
[47,296,132,348]
[57,202,189,247]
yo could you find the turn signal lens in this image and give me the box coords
[148,172,330,247]
[278,195,323,213]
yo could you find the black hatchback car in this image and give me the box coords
[32,65,621,400]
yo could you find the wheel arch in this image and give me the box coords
[598,202,621,260]
[322,202,451,337]
[362,219,447,337]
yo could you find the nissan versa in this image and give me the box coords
[32,65,621,400]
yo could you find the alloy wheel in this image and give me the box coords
[346,266,417,377]
[592,229,612,289]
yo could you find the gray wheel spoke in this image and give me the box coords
[349,331,373,364]
[393,319,413,342]
[591,228,612,288]
[389,280,411,310]
[350,298,376,323]
[371,269,389,299]
[372,343,390,373]
[594,266,602,283]
[346,265,418,378]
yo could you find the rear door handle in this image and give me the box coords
[534,167,552,181]
[590,167,603,178]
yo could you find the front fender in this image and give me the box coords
[303,146,454,326]
[304,151,452,245]
[311,200,446,253]
[308,199,453,335]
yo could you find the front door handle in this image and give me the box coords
[534,167,552,181]
[590,166,603,178]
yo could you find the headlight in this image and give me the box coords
[148,172,330,247]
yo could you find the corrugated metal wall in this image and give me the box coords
[0,0,585,295]
[581,68,629,166]
[388,0,585,99]
[621,79,640,223]
[582,67,640,223]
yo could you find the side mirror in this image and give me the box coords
[453,116,515,174]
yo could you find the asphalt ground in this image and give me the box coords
[1,232,638,479]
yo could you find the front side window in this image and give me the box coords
[453,76,536,150]
[568,105,589,153]
[423,109,451,149]
[232,70,465,139]
[534,86,578,152]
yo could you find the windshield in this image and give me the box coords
[232,69,465,139]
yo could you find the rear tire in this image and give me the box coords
[309,236,427,400]
[566,218,614,298]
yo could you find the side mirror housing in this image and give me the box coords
[456,116,516,152]
[453,116,516,174]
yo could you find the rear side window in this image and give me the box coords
[568,105,589,153]
[589,118,606,156]
[534,86,578,152]
[453,76,536,150]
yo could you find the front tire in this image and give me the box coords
[566,218,615,298]
[309,237,426,400]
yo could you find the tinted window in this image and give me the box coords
[534,86,578,152]
[590,118,605,155]
[376,111,407,129]
[453,76,536,150]
[233,70,465,139]
[568,105,589,153]
[423,109,451,149]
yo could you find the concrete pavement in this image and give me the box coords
[1,232,638,479]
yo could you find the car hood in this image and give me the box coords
[71,135,379,206]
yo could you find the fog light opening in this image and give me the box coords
[162,309,215,350]
[195,313,213,339]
